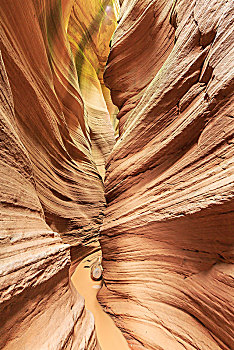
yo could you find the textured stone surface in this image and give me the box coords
[1,0,234,349]
[0,0,118,248]
[0,51,99,350]
[0,1,117,349]
[99,0,234,349]
[68,0,119,178]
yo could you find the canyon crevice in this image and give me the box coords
[0,0,119,348]
[99,1,234,349]
[0,0,234,349]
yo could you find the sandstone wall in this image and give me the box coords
[0,1,118,348]
[99,0,234,349]
[0,50,99,350]
[0,0,118,248]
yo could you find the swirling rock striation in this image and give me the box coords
[0,0,118,249]
[68,0,120,178]
[99,0,234,349]
[0,0,118,349]
[0,51,99,350]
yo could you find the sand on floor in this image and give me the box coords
[71,251,130,350]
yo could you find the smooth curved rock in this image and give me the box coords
[0,1,118,349]
[99,0,234,349]
[68,0,119,178]
[0,0,118,248]
[0,51,99,350]
[1,0,233,348]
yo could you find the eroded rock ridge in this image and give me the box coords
[99,0,234,349]
[0,1,118,349]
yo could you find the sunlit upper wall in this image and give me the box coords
[67,0,120,177]
[67,1,119,81]
[0,0,119,247]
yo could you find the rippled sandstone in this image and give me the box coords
[0,0,118,349]
[0,0,233,349]
[99,0,234,349]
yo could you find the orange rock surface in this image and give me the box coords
[0,50,99,349]
[0,0,119,249]
[0,0,118,349]
[99,0,234,349]
[0,0,233,349]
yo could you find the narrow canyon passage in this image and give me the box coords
[0,1,124,349]
[71,251,129,350]
[0,0,233,349]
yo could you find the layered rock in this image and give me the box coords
[0,0,118,249]
[1,0,233,348]
[99,0,234,349]
[0,51,99,350]
[0,0,118,349]
[68,0,120,178]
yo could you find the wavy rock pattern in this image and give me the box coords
[1,0,233,349]
[0,0,118,349]
[0,51,99,350]
[0,0,118,248]
[99,0,234,349]
[68,0,119,178]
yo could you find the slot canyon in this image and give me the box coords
[0,0,233,349]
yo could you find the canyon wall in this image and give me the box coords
[0,0,118,348]
[0,0,118,250]
[0,49,99,350]
[1,0,233,349]
[99,0,234,349]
